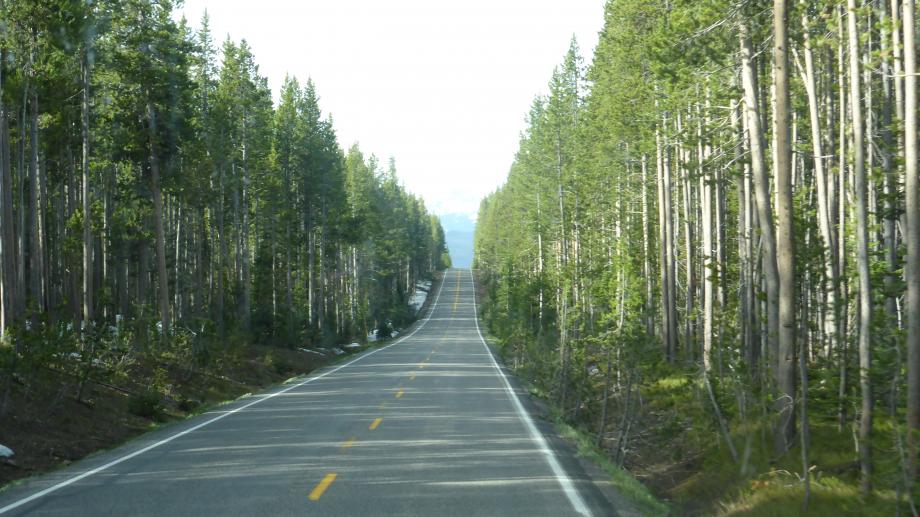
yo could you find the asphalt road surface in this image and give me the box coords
[0,269,617,516]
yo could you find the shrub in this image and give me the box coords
[177,397,199,412]
[128,391,162,420]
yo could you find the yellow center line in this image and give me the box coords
[308,473,337,501]
[340,437,357,452]
[395,390,404,399]
[369,417,383,430]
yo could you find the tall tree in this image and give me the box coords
[773,0,796,455]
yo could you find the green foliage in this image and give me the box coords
[0,0,449,355]
[474,0,915,513]
[127,391,162,420]
[554,419,671,516]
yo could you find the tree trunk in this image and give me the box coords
[700,108,714,373]
[0,40,17,332]
[740,18,779,385]
[146,100,170,337]
[846,0,873,494]
[773,0,796,455]
[82,44,93,330]
[797,15,840,360]
[902,0,920,487]
[837,8,851,431]
[241,124,251,332]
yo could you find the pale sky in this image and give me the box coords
[176,0,605,219]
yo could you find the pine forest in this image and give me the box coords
[0,0,448,482]
[476,0,920,512]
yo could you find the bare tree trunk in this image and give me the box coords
[642,154,653,336]
[700,108,714,373]
[796,14,840,360]
[880,2,900,325]
[837,5,851,432]
[740,18,779,385]
[555,132,570,411]
[596,346,612,448]
[28,82,45,312]
[146,100,170,337]
[846,0,873,495]
[217,165,226,338]
[241,122,251,332]
[773,0,796,455]
[82,43,93,330]
[902,0,920,488]
[0,40,17,332]
[678,112,695,361]
[657,120,678,362]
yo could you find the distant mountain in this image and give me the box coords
[439,213,475,268]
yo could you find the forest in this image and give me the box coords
[475,0,920,513]
[0,0,449,427]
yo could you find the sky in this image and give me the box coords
[176,0,606,220]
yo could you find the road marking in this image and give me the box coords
[395,390,404,399]
[0,273,450,516]
[308,473,338,501]
[467,269,593,517]
[379,402,387,409]
[369,418,383,430]
[419,363,427,369]
[409,373,416,380]
[341,437,357,452]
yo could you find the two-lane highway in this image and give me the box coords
[0,269,614,516]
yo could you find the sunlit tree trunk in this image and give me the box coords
[740,18,779,384]
[846,0,873,494]
[902,0,920,486]
[773,0,796,455]
[82,39,93,330]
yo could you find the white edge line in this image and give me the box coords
[0,272,448,515]
[467,269,593,517]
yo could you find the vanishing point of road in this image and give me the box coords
[0,269,619,516]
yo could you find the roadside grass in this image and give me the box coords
[474,273,918,515]
[637,372,916,516]
[719,473,904,516]
[485,355,918,516]
[553,417,671,516]
[481,331,672,515]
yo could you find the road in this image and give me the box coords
[0,269,616,516]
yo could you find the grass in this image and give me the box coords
[719,474,907,516]
[478,330,670,513]
[636,373,918,516]
[554,418,672,516]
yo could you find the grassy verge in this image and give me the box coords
[477,330,671,515]
[553,417,671,516]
